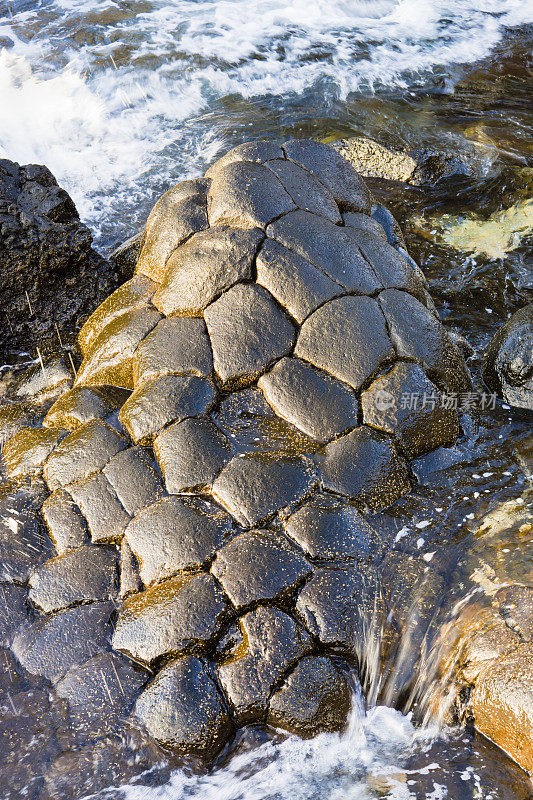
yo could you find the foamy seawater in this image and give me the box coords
[0,0,532,246]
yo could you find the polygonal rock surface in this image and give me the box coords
[0,487,54,583]
[204,283,295,389]
[28,545,118,613]
[343,211,388,240]
[153,227,264,316]
[119,374,217,443]
[43,386,125,431]
[267,210,379,293]
[55,651,148,742]
[348,228,426,297]
[206,141,284,177]
[68,473,131,543]
[218,606,312,724]
[265,158,341,222]
[320,426,410,509]
[283,138,372,212]
[12,602,114,683]
[77,274,157,356]
[102,446,165,516]
[296,566,381,663]
[75,307,163,389]
[3,427,67,479]
[258,357,359,442]
[296,295,395,391]
[211,529,313,608]
[267,655,351,737]
[154,418,231,493]
[43,419,127,490]
[284,499,381,561]
[256,238,343,323]
[361,362,460,459]
[137,181,209,282]
[113,573,229,665]
[0,583,28,647]
[134,656,232,757]
[379,289,471,394]
[212,453,318,526]
[132,317,213,386]
[208,161,295,228]
[124,496,232,585]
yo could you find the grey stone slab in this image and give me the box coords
[283,139,372,213]
[43,419,127,490]
[208,160,295,228]
[103,446,165,516]
[43,386,124,431]
[212,453,318,527]
[267,210,379,293]
[265,158,341,222]
[378,289,472,394]
[256,238,343,323]
[12,602,114,683]
[154,418,231,493]
[3,427,67,480]
[124,495,232,585]
[119,374,217,443]
[319,426,410,510]
[284,499,381,561]
[136,181,209,283]
[133,317,213,386]
[119,539,142,599]
[134,656,232,757]
[0,583,28,647]
[296,566,382,663]
[0,486,54,583]
[346,228,426,298]
[211,529,313,609]
[55,652,148,743]
[112,572,229,664]
[342,211,388,241]
[361,362,460,459]
[258,356,359,442]
[204,283,295,389]
[295,295,395,391]
[28,544,119,613]
[267,655,351,737]
[217,606,312,724]
[206,141,284,177]
[41,489,90,554]
[153,226,264,316]
[69,472,131,544]
[75,307,163,390]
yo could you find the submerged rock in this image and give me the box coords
[482,303,533,410]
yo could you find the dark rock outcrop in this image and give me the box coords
[482,303,533,410]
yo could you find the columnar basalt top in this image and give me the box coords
[1,139,472,759]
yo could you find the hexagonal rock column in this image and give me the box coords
[0,138,473,763]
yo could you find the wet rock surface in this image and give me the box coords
[482,303,533,411]
[1,139,496,778]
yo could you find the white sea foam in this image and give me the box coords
[116,693,442,800]
[0,0,532,242]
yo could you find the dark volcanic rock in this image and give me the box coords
[217,606,312,724]
[258,357,359,442]
[133,316,214,385]
[3,426,67,480]
[112,572,230,664]
[41,489,90,554]
[212,452,318,526]
[0,484,54,583]
[134,656,232,756]
[124,496,232,585]
[12,602,114,683]
[0,159,119,357]
[55,651,148,742]
[319,426,410,509]
[28,544,118,613]
[284,499,381,561]
[267,655,351,737]
[211,529,313,609]
[482,303,533,410]
[204,283,295,389]
[0,583,28,646]
[154,417,231,493]
[68,472,131,543]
